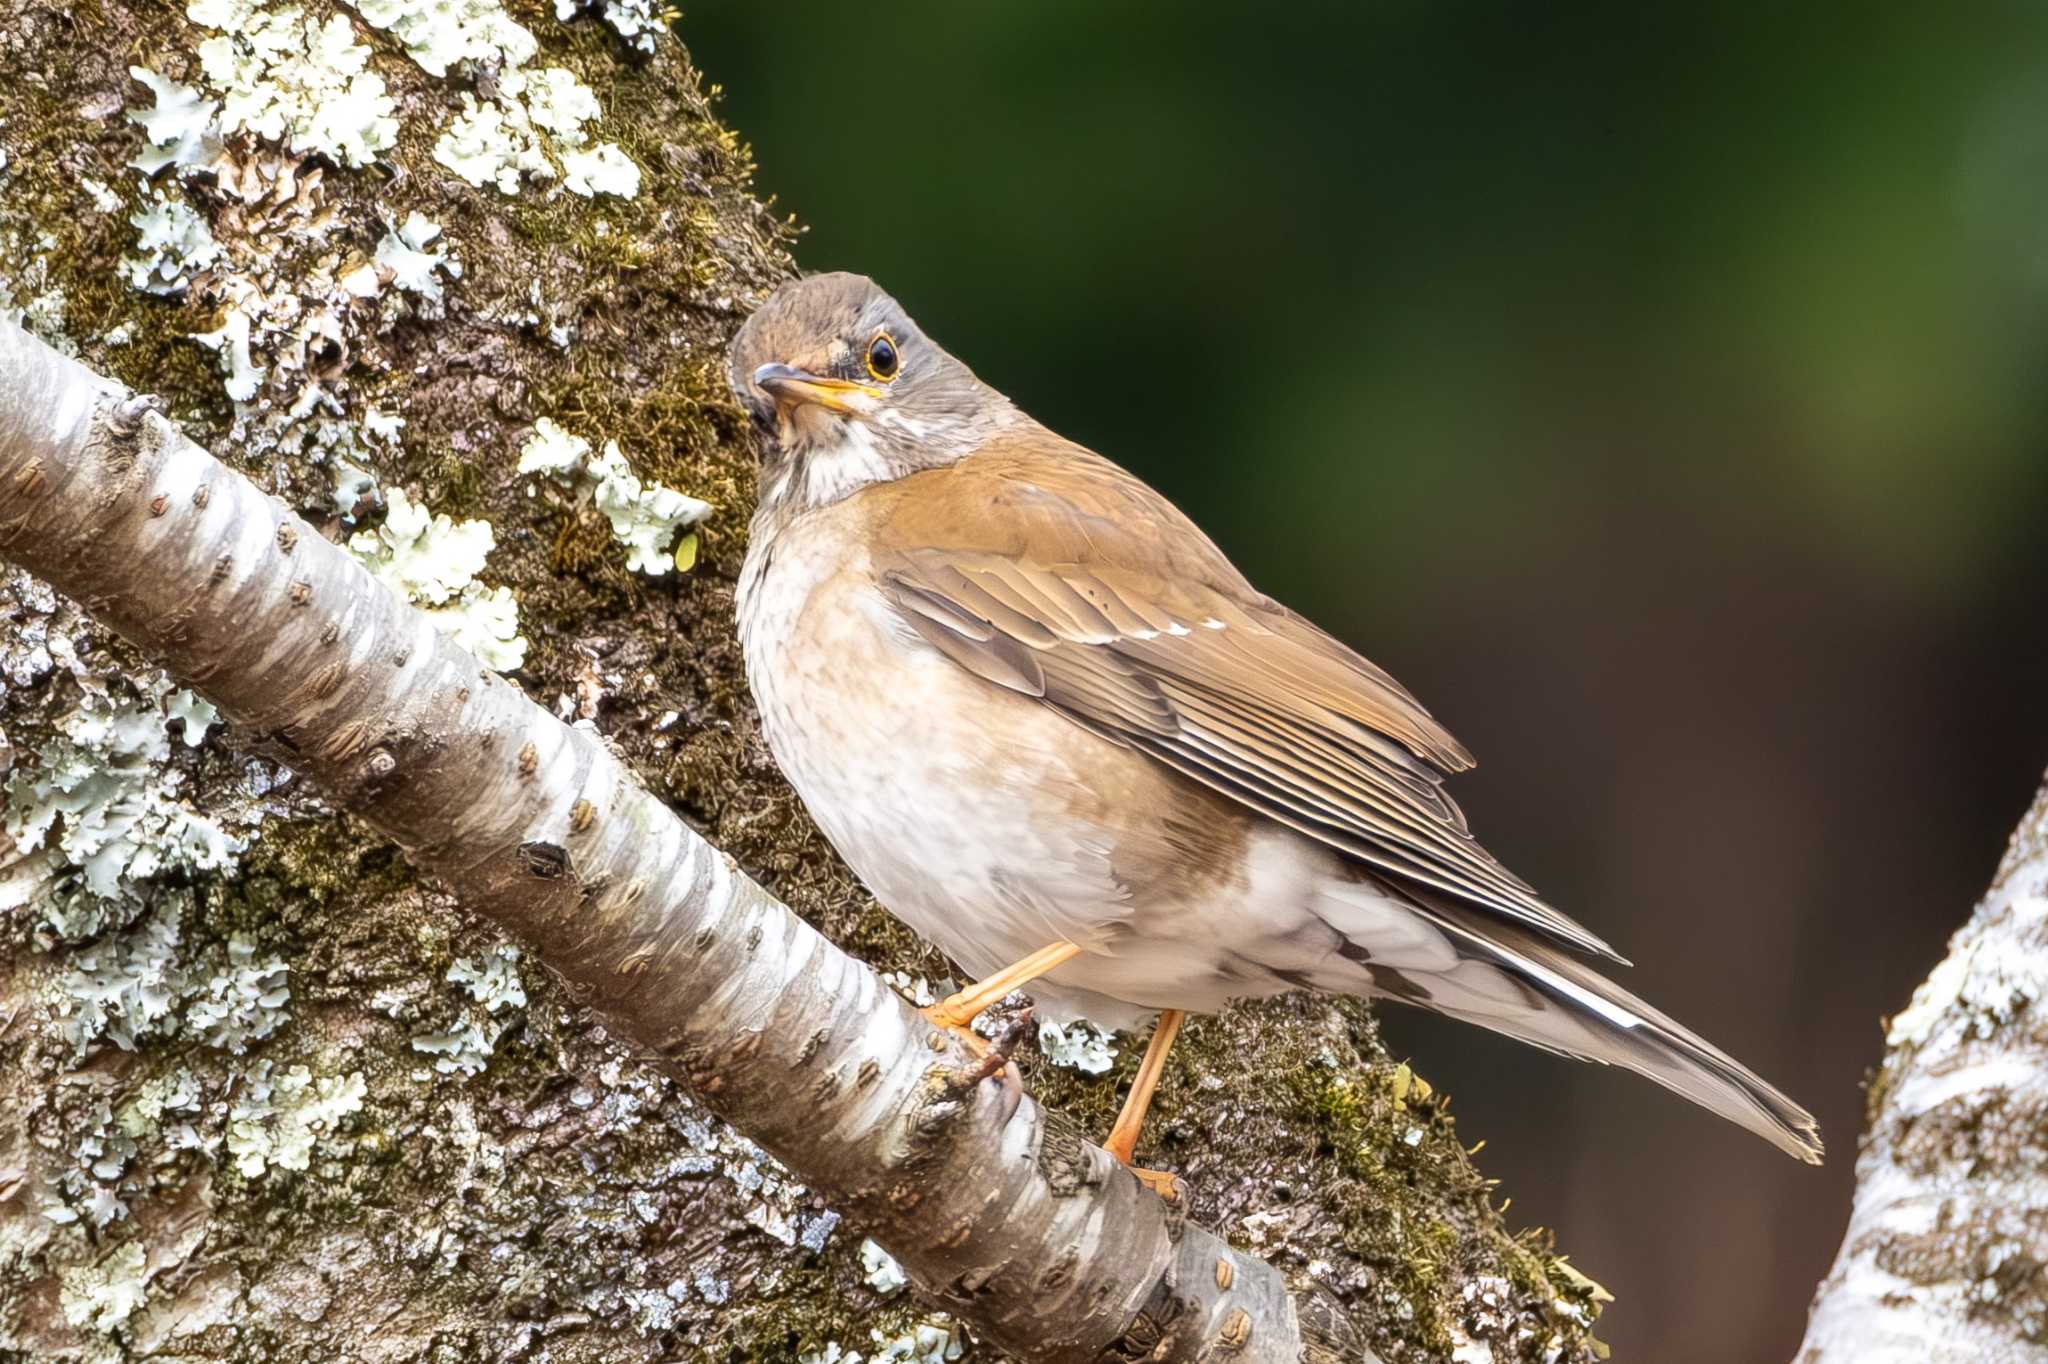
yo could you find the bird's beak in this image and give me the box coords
[752,363,879,415]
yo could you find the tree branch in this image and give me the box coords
[0,318,1381,1361]
[1797,775,2048,1361]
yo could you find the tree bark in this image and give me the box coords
[1796,777,2048,1363]
[0,5,1609,1362]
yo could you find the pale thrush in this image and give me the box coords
[730,272,1823,1188]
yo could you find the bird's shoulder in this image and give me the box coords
[856,425,1253,597]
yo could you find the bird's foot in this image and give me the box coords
[942,1007,1032,1081]
[919,990,990,1036]
[919,1004,990,1057]
[1102,1127,1181,1202]
[1124,1165,1180,1202]
[938,1008,1034,1124]
[917,942,1082,1038]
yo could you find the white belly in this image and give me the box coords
[741,529,1114,981]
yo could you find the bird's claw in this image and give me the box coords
[942,1008,1033,1123]
[921,1007,991,1058]
[1126,1165,1181,1202]
[945,1007,1033,1088]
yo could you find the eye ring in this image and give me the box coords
[865,331,901,383]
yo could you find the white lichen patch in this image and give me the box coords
[53,903,192,1054]
[556,0,665,54]
[1037,1016,1116,1074]
[50,899,290,1058]
[349,488,529,670]
[351,485,491,607]
[363,408,405,446]
[561,143,643,198]
[801,1323,966,1364]
[4,689,244,909]
[429,95,542,194]
[355,0,538,77]
[224,1060,367,1176]
[58,1240,150,1333]
[1449,1271,1523,1363]
[448,944,527,1013]
[589,443,707,573]
[1888,893,2046,1053]
[128,67,225,178]
[330,459,379,518]
[180,934,293,1052]
[281,415,389,522]
[372,211,460,305]
[166,690,219,748]
[412,945,529,1074]
[349,0,640,198]
[668,1111,817,1249]
[410,1017,500,1075]
[859,1238,908,1295]
[190,289,262,401]
[119,1067,203,1143]
[517,415,592,480]
[52,1099,141,1229]
[619,1284,685,1334]
[122,189,221,296]
[187,2,398,169]
[518,419,710,575]
[0,232,76,355]
[432,67,640,198]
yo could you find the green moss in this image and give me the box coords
[0,89,233,433]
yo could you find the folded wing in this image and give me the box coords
[870,435,1625,963]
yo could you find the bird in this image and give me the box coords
[728,271,1823,1191]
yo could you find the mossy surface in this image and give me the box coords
[0,3,1605,1361]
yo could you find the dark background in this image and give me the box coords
[684,5,2048,1359]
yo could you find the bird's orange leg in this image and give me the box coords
[920,941,1084,1042]
[1103,1009,1185,1199]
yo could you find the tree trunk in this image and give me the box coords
[1796,776,2048,1363]
[0,5,1607,1361]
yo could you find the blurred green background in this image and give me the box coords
[683,4,2048,1359]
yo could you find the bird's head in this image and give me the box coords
[729,273,1017,515]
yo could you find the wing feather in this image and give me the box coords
[868,437,1623,962]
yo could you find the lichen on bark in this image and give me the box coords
[1798,777,2048,1362]
[0,4,1608,1361]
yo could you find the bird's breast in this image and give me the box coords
[735,513,1301,1027]
[740,520,1139,947]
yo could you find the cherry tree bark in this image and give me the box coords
[1797,776,2048,1363]
[0,4,1609,1362]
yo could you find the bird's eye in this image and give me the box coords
[866,332,900,382]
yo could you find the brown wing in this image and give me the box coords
[866,430,1623,962]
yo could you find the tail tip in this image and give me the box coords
[1768,1103,1825,1165]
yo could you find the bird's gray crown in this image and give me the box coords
[729,272,1019,518]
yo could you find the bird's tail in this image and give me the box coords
[1312,881,1824,1163]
